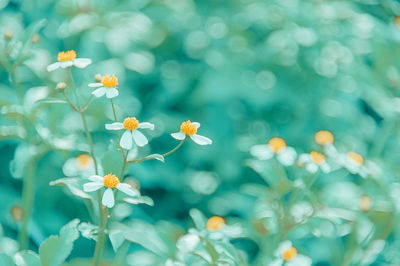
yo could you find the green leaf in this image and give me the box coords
[189,209,207,230]
[122,196,154,206]
[101,151,124,175]
[50,178,92,200]
[36,98,68,105]
[0,253,14,266]
[60,219,80,243]
[15,250,41,266]
[109,230,125,253]
[39,236,72,266]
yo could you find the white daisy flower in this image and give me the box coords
[314,130,338,158]
[298,150,330,173]
[342,151,368,177]
[250,137,297,166]
[270,241,311,266]
[106,117,154,149]
[88,74,119,99]
[47,50,92,72]
[171,120,212,145]
[83,173,138,208]
[62,153,95,177]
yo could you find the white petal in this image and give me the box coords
[102,188,115,208]
[298,153,311,164]
[105,122,124,130]
[106,88,119,98]
[190,134,212,145]
[83,182,103,192]
[171,132,186,140]
[250,145,273,160]
[138,122,154,130]
[269,259,283,266]
[88,175,104,182]
[192,122,200,128]
[92,87,106,97]
[306,163,318,173]
[289,255,312,266]
[276,241,292,256]
[116,183,139,197]
[321,163,331,173]
[120,130,133,149]
[132,130,148,147]
[277,147,297,166]
[73,58,92,68]
[60,61,74,68]
[88,83,103,88]
[46,62,60,72]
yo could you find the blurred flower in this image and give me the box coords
[271,241,311,266]
[359,195,372,212]
[31,33,40,43]
[314,130,334,146]
[343,151,367,177]
[171,120,212,145]
[56,82,67,90]
[250,137,297,166]
[106,117,154,149]
[89,74,119,99]
[4,29,14,40]
[47,50,92,71]
[83,173,138,208]
[298,151,330,173]
[206,216,226,231]
[62,153,95,177]
[10,205,24,222]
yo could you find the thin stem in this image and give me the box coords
[127,138,187,164]
[18,157,38,250]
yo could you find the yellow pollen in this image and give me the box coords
[123,117,139,131]
[268,137,286,153]
[180,120,197,135]
[76,154,92,169]
[101,75,118,88]
[206,216,226,231]
[314,130,334,145]
[347,151,364,165]
[282,246,298,261]
[310,150,326,165]
[57,50,77,61]
[103,173,120,188]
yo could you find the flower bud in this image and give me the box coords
[4,29,13,40]
[56,82,67,90]
[94,74,102,82]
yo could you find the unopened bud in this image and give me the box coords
[56,82,67,90]
[359,195,372,212]
[94,74,102,82]
[31,33,40,43]
[11,205,25,221]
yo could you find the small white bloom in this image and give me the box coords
[298,151,330,173]
[88,74,119,99]
[250,137,297,166]
[83,174,139,208]
[171,120,212,145]
[62,153,95,177]
[270,241,311,266]
[47,50,91,72]
[341,151,368,177]
[106,117,154,149]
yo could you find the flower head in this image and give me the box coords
[250,137,297,166]
[314,130,334,146]
[342,151,367,177]
[62,153,95,177]
[298,150,330,173]
[282,246,298,261]
[171,121,212,145]
[106,117,154,149]
[47,50,91,71]
[347,151,364,165]
[271,241,311,266]
[88,74,119,99]
[83,173,139,208]
[206,216,226,231]
[76,153,93,171]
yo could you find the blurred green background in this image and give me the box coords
[1,0,400,265]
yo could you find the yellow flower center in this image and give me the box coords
[206,216,226,231]
[57,50,77,61]
[268,137,286,153]
[180,120,197,135]
[359,195,372,212]
[282,246,298,261]
[123,117,139,130]
[310,150,326,165]
[101,75,118,88]
[103,173,120,188]
[76,153,92,170]
[347,151,364,165]
[314,130,334,145]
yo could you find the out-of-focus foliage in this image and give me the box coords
[1,0,400,265]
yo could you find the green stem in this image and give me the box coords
[127,138,187,164]
[18,157,38,250]
[92,208,108,266]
